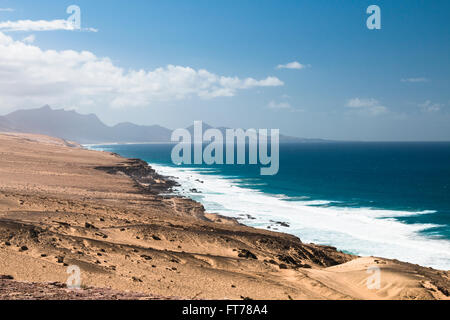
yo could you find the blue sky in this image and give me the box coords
[0,0,449,140]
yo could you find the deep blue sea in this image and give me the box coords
[88,142,450,270]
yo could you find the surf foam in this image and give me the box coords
[153,163,450,270]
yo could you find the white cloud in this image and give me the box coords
[401,77,430,83]
[0,19,98,32]
[268,100,292,110]
[0,32,283,110]
[276,61,308,70]
[267,100,303,112]
[419,100,441,112]
[346,98,388,116]
[0,8,14,12]
[22,34,35,43]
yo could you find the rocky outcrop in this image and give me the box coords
[95,159,178,195]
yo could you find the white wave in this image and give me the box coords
[152,163,450,270]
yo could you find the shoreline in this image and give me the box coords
[0,133,449,300]
[141,161,450,271]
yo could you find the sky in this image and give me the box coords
[0,0,449,141]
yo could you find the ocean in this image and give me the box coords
[88,142,450,270]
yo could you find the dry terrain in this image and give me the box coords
[0,132,448,300]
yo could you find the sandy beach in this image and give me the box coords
[0,132,448,300]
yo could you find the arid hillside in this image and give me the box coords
[0,133,448,300]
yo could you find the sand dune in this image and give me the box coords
[0,133,448,300]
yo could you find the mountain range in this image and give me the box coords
[0,105,325,144]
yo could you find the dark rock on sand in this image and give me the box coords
[277,254,298,265]
[238,249,257,260]
[85,222,98,230]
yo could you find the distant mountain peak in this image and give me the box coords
[0,106,323,144]
[40,104,52,110]
[1,106,172,144]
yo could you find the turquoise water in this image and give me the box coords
[89,142,450,270]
